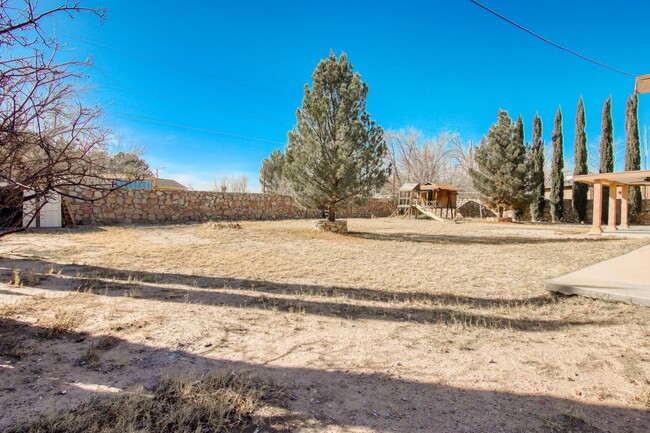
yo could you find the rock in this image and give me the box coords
[312,219,348,233]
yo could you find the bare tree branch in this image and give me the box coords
[0,2,143,237]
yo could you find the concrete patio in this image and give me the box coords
[546,244,650,306]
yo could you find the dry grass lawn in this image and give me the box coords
[1,218,649,432]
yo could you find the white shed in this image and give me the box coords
[23,193,62,228]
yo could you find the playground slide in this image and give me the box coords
[413,204,448,222]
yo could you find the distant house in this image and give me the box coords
[543,180,588,200]
[114,177,187,191]
[152,178,188,190]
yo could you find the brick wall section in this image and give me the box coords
[64,186,395,225]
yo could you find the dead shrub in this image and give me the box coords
[9,269,20,286]
[39,309,78,338]
[0,336,29,359]
[4,371,278,433]
[80,345,100,367]
[96,336,118,351]
[205,221,242,230]
[79,337,118,368]
[9,269,43,287]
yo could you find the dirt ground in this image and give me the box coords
[1,218,649,432]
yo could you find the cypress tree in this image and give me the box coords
[599,96,614,221]
[550,107,564,222]
[470,109,527,219]
[512,115,527,220]
[284,51,389,222]
[572,97,589,223]
[529,114,545,221]
[624,94,642,219]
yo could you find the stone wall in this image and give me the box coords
[500,198,650,225]
[64,187,395,225]
[540,199,593,223]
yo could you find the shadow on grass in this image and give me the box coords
[346,231,610,245]
[0,316,647,433]
[0,289,27,297]
[0,257,607,332]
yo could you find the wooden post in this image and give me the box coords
[620,184,630,229]
[589,181,603,234]
[606,182,618,231]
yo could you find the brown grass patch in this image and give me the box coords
[0,219,648,432]
[4,372,280,433]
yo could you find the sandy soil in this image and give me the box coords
[1,218,649,432]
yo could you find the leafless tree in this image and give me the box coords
[0,1,144,236]
[230,174,248,193]
[385,128,477,191]
[587,136,625,174]
[213,174,249,193]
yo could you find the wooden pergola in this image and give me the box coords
[574,170,650,234]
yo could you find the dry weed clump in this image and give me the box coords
[80,337,119,367]
[9,269,43,287]
[0,335,29,359]
[205,221,242,230]
[39,309,79,338]
[4,372,278,433]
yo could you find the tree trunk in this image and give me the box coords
[328,206,336,222]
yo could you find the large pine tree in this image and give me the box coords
[259,149,290,194]
[550,107,564,222]
[529,114,545,221]
[470,109,527,218]
[624,94,642,219]
[572,97,589,223]
[284,52,389,222]
[599,96,614,221]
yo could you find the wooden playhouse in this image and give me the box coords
[394,182,459,220]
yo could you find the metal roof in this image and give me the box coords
[399,182,420,192]
[154,178,188,190]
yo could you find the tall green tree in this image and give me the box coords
[470,110,527,218]
[624,94,642,219]
[550,107,564,222]
[284,52,390,222]
[572,97,589,223]
[599,96,614,221]
[109,151,153,177]
[259,149,290,194]
[528,114,545,221]
[512,115,527,220]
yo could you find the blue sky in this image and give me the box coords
[49,0,650,191]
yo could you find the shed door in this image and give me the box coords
[23,193,62,228]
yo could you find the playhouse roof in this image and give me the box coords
[420,182,460,192]
[399,182,420,192]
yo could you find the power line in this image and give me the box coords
[66,33,447,140]
[468,0,637,77]
[112,113,286,145]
